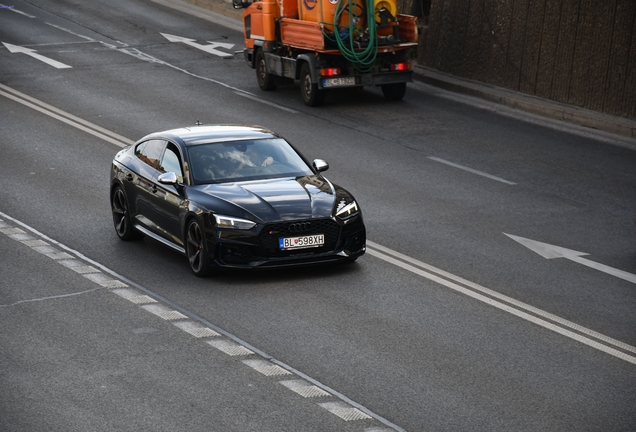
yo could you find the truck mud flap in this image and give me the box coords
[243,48,254,68]
[371,71,413,85]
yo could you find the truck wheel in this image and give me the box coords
[381,82,407,101]
[255,49,277,91]
[300,63,325,107]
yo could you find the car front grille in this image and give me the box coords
[259,219,341,257]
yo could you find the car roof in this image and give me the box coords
[146,125,280,146]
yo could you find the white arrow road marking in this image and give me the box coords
[160,33,234,58]
[505,233,636,285]
[2,42,72,69]
[367,241,636,365]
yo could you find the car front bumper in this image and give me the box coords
[209,216,366,269]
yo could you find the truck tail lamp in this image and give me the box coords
[320,67,342,77]
[390,62,411,71]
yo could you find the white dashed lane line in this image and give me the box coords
[0,212,405,432]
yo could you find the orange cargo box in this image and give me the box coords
[280,18,326,51]
[397,14,418,43]
[279,15,418,53]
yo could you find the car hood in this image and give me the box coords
[191,175,336,222]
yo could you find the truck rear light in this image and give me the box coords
[390,62,411,71]
[320,68,341,77]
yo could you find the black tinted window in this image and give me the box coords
[160,144,183,182]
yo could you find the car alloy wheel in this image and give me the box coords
[186,218,213,277]
[111,187,140,241]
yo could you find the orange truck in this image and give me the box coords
[232,0,418,106]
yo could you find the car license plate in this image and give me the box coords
[279,234,325,250]
[322,77,356,87]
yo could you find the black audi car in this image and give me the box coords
[110,125,365,276]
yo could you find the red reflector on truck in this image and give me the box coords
[390,62,411,71]
[320,68,341,77]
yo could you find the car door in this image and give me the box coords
[148,142,187,248]
[132,139,167,232]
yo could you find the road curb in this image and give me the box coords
[164,0,636,143]
[413,66,636,141]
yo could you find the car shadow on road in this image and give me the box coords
[209,260,364,286]
[109,234,365,288]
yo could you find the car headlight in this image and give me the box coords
[214,214,256,230]
[335,199,359,220]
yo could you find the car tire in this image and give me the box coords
[186,218,213,277]
[300,63,325,107]
[111,186,142,241]
[256,49,277,91]
[381,82,407,101]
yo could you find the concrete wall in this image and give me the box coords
[410,0,636,120]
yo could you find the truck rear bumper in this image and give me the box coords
[317,71,413,90]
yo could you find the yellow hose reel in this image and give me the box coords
[373,0,397,23]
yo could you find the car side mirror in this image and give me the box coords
[158,172,185,195]
[232,0,250,9]
[313,159,329,172]
[158,172,178,185]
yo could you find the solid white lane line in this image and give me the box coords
[0,89,128,147]
[368,240,636,354]
[428,156,517,185]
[366,243,636,365]
[0,83,133,147]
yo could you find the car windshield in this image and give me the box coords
[187,138,314,184]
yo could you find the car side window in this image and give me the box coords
[135,142,147,159]
[136,139,166,170]
[160,144,184,183]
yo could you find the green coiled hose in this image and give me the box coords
[332,0,378,73]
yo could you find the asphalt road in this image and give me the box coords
[1,0,635,431]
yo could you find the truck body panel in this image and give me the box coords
[234,0,419,106]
